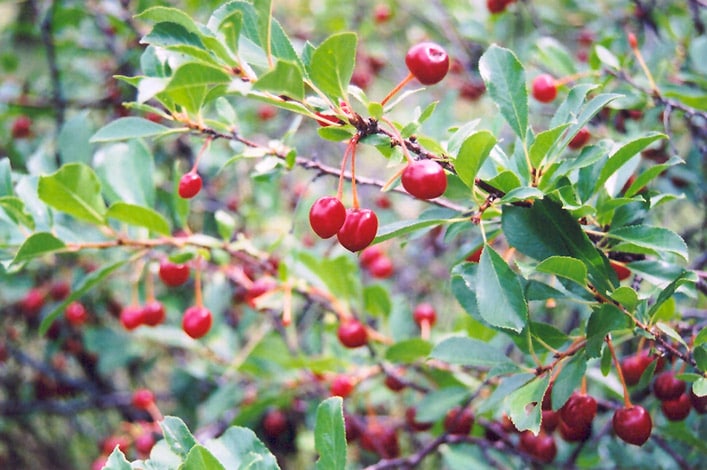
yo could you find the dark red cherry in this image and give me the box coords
[405,42,450,85]
[568,127,591,150]
[532,74,557,103]
[559,392,597,429]
[159,260,190,287]
[661,393,691,421]
[401,160,447,200]
[405,407,433,431]
[612,405,652,446]
[558,418,591,442]
[610,260,631,281]
[182,306,212,339]
[178,172,202,199]
[337,319,368,348]
[689,387,707,414]
[620,350,655,386]
[337,208,378,252]
[519,431,557,464]
[443,407,474,435]
[11,116,32,138]
[309,196,346,239]
[262,409,289,438]
[541,410,559,433]
[360,422,400,459]
[653,371,686,401]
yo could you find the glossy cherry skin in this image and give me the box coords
[661,393,691,421]
[443,407,474,435]
[653,371,686,401]
[487,0,510,14]
[159,260,190,287]
[413,303,437,327]
[132,388,155,410]
[401,160,447,200]
[120,305,145,330]
[613,405,652,446]
[532,74,557,103]
[65,301,88,326]
[520,431,557,464]
[337,208,378,252]
[559,392,597,429]
[621,350,655,386]
[182,306,212,339]
[134,432,156,456]
[610,260,631,281]
[466,246,483,263]
[21,288,45,317]
[405,42,450,85]
[337,319,368,348]
[330,375,355,398]
[142,300,166,326]
[309,196,346,239]
[178,172,202,199]
[558,417,591,442]
[569,127,591,150]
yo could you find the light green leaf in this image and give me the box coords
[505,375,550,434]
[595,45,620,69]
[385,338,431,363]
[13,232,65,264]
[106,202,170,235]
[374,217,452,244]
[160,63,231,115]
[610,286,639,310]
[476,246,528,333]
[315,397,347,470]
[414,387,469,423]
[103,446,131,470]
[205,426,280,470]
[529,124,570,168]
[58,111,94,164]
[0,196,34,229]
[499,187,543,204]
[533,37,577,77]
[309,33,357,104]
[694,377,707,397]
[455,131,496,188]
[430,336,513,368]
[142,21,205,49]
[0,159,11,196]
[38,163,107,224]
[647,270,694,320]
[594,132,667,192]
[608,225,688,261]
[90,117,174,142]
[136,6,201,34]
[161,416,198,459]
[479,45,528,141]
[656,322,688,349]
[95,140,156,207]
[253,60,304,100]
[536,256,587,286]
[182,445,225,470]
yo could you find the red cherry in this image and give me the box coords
[620,350,655,386]
[263,409,289,438]
[628,32,638,49]
[653,371,686,401]
[132,388,155,410]
[661,393,691,421]
[20,288,45,317]
[11,116,32,138]
[49,281,71,301]
[689,388,707,414]
[337,319,368,348]
[309,196,346,239]
[315,112,341,127]
[413,303,437,327]
[257,105,277,121]
[134,432,156,456]
[559,392,597,429]
[182,306,212,339]
[120,305,145,330]
[467,246,483,263]
[65,301,88,327]
[360,423,400,459]
[443,407,474,435]
[178,172,202,199]
[330,375,355,398]
[610,260,631,281]
[384,372,406,392]
[373,4,392,23]
[344,414,362,441]
[405,407,433,431]
[532,74,557,103]
[359,245,384,268]
[613,405,652,446]
[487,0,510,14]
[101,435,130,454]
[519,431,557,464]
[158,260,190,287]
[374,194,391,209]
[405,42,450,85]
[558,417,591,442]
[142,300,166,326]
[401,160,447,199]
[369,255,394,278]
[568,127,591,150]
[91,457,108,470]
[337,208,378,252]
[541,410,559,433]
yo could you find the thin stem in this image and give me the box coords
[336,143,353,201]
[191,136,213,173]
[606,335,632,407]
[381,117,413,163]
[380,72,415,106]
[194,258,203,308]
[349,135,361,209]
[629,33,660,97]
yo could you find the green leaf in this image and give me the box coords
[38,259,128,336]
[694,377,707,397]
[499,187,543,204]
[536,256,588,286]
[478,45,528,141]
[595,45,620,69]
[38,163,107,224]
[533,37,577,77]
[142,21,205,49]
[309,33,357,104]
[315,397,347,470]
[58,111,94,164]
[455,131,496,188]
[528,124,570,168]
[0,196,35,229]
[607,225,688,261]
[505,374,550,434]
[385,338,431,363]
[253,60,304,100]
[430,336,514,368]
[95,141,156,207]
[624,157,681,198]
[585,304,630,358]
[475,246,528,333]
[90,117,174,142]
[215,210,236,241]
[205,426,280,470]
[13,232,65,265]
[0,159,11,196]
[647,270,694,320]
[414,386,469,423]
[103,446,131,470]
[136,6,201,34]
[549,352,587,410]
[106,202,170,235]
[502,198,614,294]
[374,216,453,244]
[610,286,639,311]
[594,132,667,192]
[161,416,198,460]
[160,62,231,115]
[182,445,225,470]
[655,322,687,349]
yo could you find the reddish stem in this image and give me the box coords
[606,335,632,407]
[380,72,415,106]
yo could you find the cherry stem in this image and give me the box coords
[380,72,415,106]
[145,263,155,302]
[580,375,587,395]
[282,282,292,327]
[194,258,203,308]
[336,140,354,201]
[606,334,632,408]
[381,165,406,192]
[191,136,213,173]
[349,135,361,209]
[381,117,413,163]
[554,70,597,87]
[420,319,431,341]
[627,32,660,97]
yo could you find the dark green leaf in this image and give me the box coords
[455,131,496,188]
[594,132,667,192]
[12,232,65,265]
[585,304,629,358]
[430,336,513,368]
[90,117,174,143]
[385,338,432,363]
[476,247,528,333]
[315,397,347,470]
[309,33,357,103]
[550,352,587,410]
[647,270,694,320]
[38,163,107,224]
[608,225,688,261]
[106,202,171,235]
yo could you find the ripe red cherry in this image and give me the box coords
[369,255,394,278]
[661,393,691,421]
[621,350,655,386]
[21,287,45,317]
[330,375,355,398]
[569,127,591,150]
[532,74,558,103]
[558,417,591,442]
[413,303,437,327]
[612,405,652,446]
[337,319,368,348]
[360,423,400,459]
[11,115,32,138]
[653,371,686,401]
[405,407,433,431]
[519,431,557,463]
[263,409,289,438]
[344,414,361,441]
[337,208,378,252]
[134,432,156,456]
[245,277,278,308]
[689,388,707,414]
[120,305,145,330]
[541,410,559,433]
[49,281,71,301]
[405,42,450,85]
[559,392,597,429]
[467,246,483,263]
[373,4,392,23]
[610,260,631,281]
[91,457,108,470]
[64,301,88,327]
[178,172,202,199]
[384,372,406,392]
[309,196,346,239]
[443,407,474,435]
[142,300,166,326]
[359,245,384,268]
[158,260,190,287]
[401,160,447,200]
[101,435,130,454]
[182,306,212,339]
[132,388,155,410]
[487,0,510,14]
